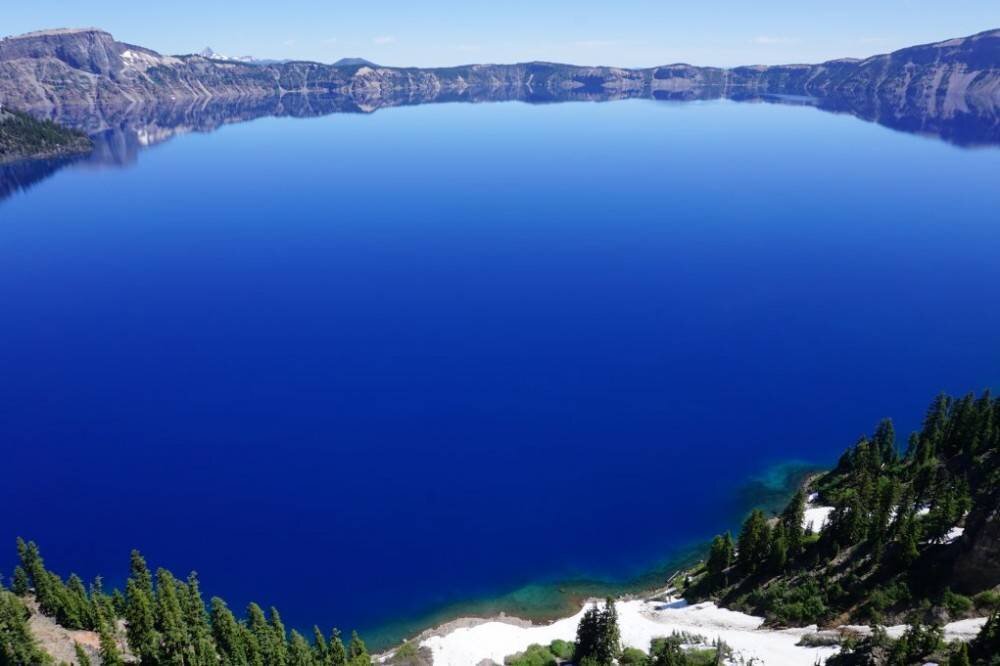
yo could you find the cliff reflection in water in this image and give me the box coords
[2,86,998,204]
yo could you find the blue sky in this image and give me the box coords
[5,1,999,67]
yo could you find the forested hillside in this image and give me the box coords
[682,392,1000,665]
[1,541,371,665]
[0,108,91,163]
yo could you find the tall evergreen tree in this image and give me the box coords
[125,577,159,664]
[328,629,347,666]
[181,572,217,666]
[211,597,250,666]
[0,587,52,665]
[737,509,771,573]
[706,533,734,586]
[288,630,314,666]
[780,490,806,556]
[269,607,290,665]
[348,630,370,666]
[10,567,28,597]
[97,620,125,666]
[156,568,191,666]
[311,626,329,665]
[597,598,621,665]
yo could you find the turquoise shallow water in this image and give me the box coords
[1,98,999,648]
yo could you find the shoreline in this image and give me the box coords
[366,460,824,652]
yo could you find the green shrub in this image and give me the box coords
[943,589,973,617]
[620,646,649,665]
[504,643,558,666]
[973,589,1000,611]
[548,639,574,660]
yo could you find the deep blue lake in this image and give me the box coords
[2,98,999,646]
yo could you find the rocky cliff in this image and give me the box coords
[1,27,997,129]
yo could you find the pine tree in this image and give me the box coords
[767,523,788,573]
[288,630,314,666]
[348,630,370,666]
[10,567,28,597]
[312,626,329,665]
[65,573,92,629]
[74,642,92,666]
[948,641,970,666]
[597,598,621,665]
[181,572,217,666]
[737,509,771,573]
[98,620,125,666]
[211,597,250,666]
[248,603,279,665]
[125,577,159,664]
[17,539,55,617]
[574,605,602,664]
[328,629,347,666]
[269,607,290,665]
[706,533,734,586]
[650,637,688,666]
[781,490,806,556]
[156,569,191,666]
[0,587,52,665]
[872,418,897,466]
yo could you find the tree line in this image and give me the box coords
[690,391,1000,664]
[2,539,370,666]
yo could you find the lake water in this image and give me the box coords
[2,97,999,647]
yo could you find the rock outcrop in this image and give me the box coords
[1,26,997,134]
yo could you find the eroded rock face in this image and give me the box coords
[954,489,1000,593]
[1,27,997,126]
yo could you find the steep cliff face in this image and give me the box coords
[1,26,998,154]
[2,27,997,119]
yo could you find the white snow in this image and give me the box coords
[943,526,965,543]
[420,599,839,666]
[803,506,834,532]
[843,617,989,643]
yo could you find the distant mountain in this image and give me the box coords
[197,46,257,63]
[332,57,379,68]
[0,26,997,144]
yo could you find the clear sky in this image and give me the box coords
[4,0,999,67]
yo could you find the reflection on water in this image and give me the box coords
[2,85,998,203]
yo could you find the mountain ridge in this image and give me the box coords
[0,26,997,121]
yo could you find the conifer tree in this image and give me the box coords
[0,587,52,665]
[156,568,191,665]
[328,629,347,666]
[74,642,92,666]
[65,573,92,629]
[767,523,788,573]
[737,509,771,572]
[650,637,687,666]
[211,597,250,666]
[574,605,602,664]
[288,630,314,666]
[247,602,279,666]
[10,567,28,597]
[269,607,290,665]
[98,620,125,666]
[706,533,734,586]
[873,418,897,465]
[181,572,217,666]
[312,626,329,665]
[348,630,370,666]
[780,490,806,556]
[948,641,970,666]
[597,598,621,665]
[125,577,159,664]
